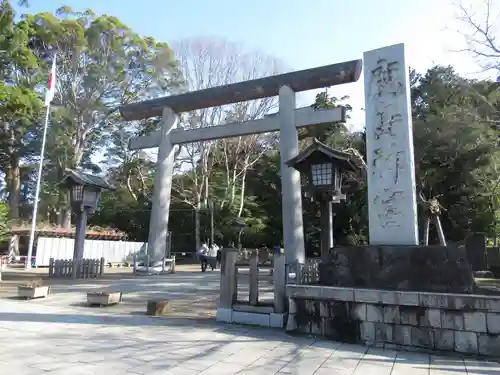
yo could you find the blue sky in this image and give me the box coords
[17,0,491,130]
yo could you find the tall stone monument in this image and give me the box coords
[363,43,419,245]
[320,43,473,293]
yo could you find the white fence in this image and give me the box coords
[35,237,146,267]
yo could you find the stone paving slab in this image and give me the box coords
[0,271,499,374]
[2,268,274,318]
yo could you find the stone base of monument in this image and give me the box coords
[319,245,475,294]
[286,285,500,357]
[285,245,500,357]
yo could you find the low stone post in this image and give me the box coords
[171,255,176,273]
[273,254,286,313]
[249,251,259,306]
[219,248,238,309]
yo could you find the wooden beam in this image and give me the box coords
[120,59,362,121]
[128,106,345,150]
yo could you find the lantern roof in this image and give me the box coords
[60,169,115,191]
[286,139,359,173]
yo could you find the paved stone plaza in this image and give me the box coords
[0,268,499,374]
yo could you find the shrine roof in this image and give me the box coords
[61,169,115,190]
[286,138,360,173]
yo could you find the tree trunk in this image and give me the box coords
[204,176,209,207]
[237,170,247,218]
[194,205,201,252]
[3,125,20,220]
[57,190,71,228]
[126,172,138,201]
[7,163,20,220]
[230,169,237,205]
[63,209,71,228]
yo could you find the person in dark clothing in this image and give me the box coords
[216,249,221,268]
[197,243,209,272]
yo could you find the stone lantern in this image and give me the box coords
[286,139,359,259]
[61,169,115,278]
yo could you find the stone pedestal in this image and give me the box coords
[319,245,474,293]
[146,300,170,316]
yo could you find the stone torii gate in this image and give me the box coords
[119,60,362,265]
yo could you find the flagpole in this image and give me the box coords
[25,103,51,269]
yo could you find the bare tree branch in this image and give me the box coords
[455,0,500,75]
[171,37,285,223]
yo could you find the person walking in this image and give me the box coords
[197,243,209,272]
[207,243,218,271]
[213,242,221,268]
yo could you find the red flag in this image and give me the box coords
[44,55,56,106]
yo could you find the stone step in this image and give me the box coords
[232,303,274,314]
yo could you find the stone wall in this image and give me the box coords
[286,285,500,357]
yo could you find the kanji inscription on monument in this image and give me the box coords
[364,43,419,245]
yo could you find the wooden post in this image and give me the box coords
[219,248,238,309]
[249,251,259,306]
[49,258,54,277]
[434,216,447,246]
[423,216,430,245]
[273,254,286,313]
[99,257,105,276]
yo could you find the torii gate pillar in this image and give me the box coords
[147,107,177,263]
[279,86,305,264]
